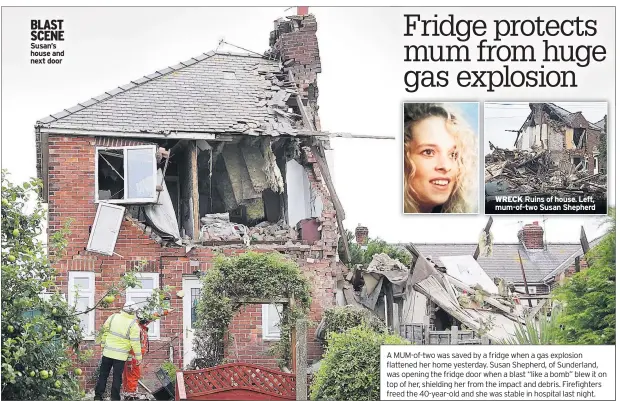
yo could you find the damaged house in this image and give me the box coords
[335,221,604,344]
[486,102,607,202]
[514,102,606,175]
[35,12,344,388]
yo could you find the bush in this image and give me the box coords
[321,306,385,342]
[160,361,178,383]
[310,326,408,401]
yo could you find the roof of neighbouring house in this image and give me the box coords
[413,243,584,283]
[36,51,306,137]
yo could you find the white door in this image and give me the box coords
[182,277,202,368]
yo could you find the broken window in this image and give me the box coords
[86,203,125,255]
[573,128,585,149]
[96,145,157,203]
[572,156,586,172]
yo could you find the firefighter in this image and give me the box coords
[122,317,151,397]
[94,300,142,401]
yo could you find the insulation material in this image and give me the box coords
[241,141,269,193]
[144,169,181,240]
[213,156,238,212]
[245,197,265,221]
[261,140,284,193]
[439,255,499,294]
[221,145,261,204]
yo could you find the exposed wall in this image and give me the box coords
[47,134,338,388]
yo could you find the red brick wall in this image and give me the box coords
[47,134,337,389]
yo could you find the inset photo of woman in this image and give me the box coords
[403,102,479,214]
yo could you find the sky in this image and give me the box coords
[0,7,615,245]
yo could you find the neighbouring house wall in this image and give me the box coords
[47,134,338,389]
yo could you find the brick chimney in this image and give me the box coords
[355,224,369,246]
[518,221,544,250]
[268,11,321,129]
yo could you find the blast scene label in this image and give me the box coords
[30,19,65,65]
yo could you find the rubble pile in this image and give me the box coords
[199,213,297,242]
[485,145,606,199]
[248,220,298,242]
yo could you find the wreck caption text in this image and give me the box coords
[30,19,65,65]
[381,345,615,400]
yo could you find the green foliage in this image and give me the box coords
[339,229,411,268]
[363,238,411,266]
[502,308,560,345]
[160,361,178,383]
[310,326,408,401]
[553,209,616,344]
[1,171,158,399]
[321,306,385,341]
[1,171,85,400]
[193,252,312,368]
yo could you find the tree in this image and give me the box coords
[553,209,615,344]
[1,171,172,399]
[1,172,86,399]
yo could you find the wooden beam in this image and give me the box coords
[384,280,394,331]
[473,216,493,260]
[190,141,200,239]
[517,250,533,308]
[579,226,590,270]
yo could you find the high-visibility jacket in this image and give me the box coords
[123,322,150,393]
[101,311,142,361]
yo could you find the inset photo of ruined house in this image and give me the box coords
[484,102,608,215]
[403,102,479,214]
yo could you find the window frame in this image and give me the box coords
[86,202,125,256]
[68,272,96,340]
[262,303,283,341]
[95,145,158,204]
[126,272,160,339]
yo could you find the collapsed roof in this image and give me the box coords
[338,250,527,344]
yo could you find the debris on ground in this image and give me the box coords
[485,144,606,199]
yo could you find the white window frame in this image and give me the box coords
[262,304,283,341]
[95,145,158,203]
[68,272,95,340]
[126,272,160,339]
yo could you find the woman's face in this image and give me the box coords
[407,116,459,212]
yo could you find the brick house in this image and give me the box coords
[514,102,606,175]
[35,12,342,389]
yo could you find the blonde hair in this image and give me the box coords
[404,103,477,213]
